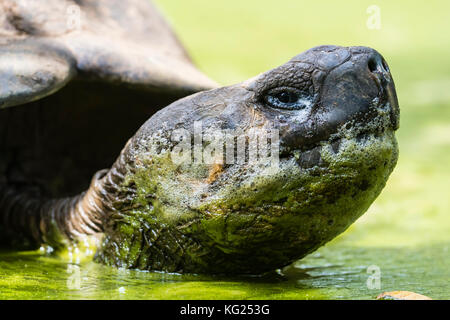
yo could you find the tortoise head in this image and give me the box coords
[98,45,399,273]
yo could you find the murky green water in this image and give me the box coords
[0,239,448,299]
[1,0,449,299]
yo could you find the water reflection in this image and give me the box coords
[0,243,447,299]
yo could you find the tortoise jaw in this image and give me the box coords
[279,96,398,169]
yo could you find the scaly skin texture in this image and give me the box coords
[1,45,400,274]
[96,98,398,273]
[92,45,400,273]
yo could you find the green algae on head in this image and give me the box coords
[97,101,398,273]
[93,46,400,273]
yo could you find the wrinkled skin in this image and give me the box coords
[2,45,402,275]
[0,2,399,273]
[91,45,400,273]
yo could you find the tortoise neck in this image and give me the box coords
[0,137,133,248]
[0,169,114,248]
[42,170,110,244]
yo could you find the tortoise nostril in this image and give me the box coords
[368,57,378,73]
[368,55,389,74]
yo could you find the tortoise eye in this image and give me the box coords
[264,87,312,110]
[276,91,298,104]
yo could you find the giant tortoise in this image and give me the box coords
[0,0,399,274]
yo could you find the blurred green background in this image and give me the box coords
[1,0,448,299]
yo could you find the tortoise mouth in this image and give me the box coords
[291,125,392,169]
[279,100,397,169]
